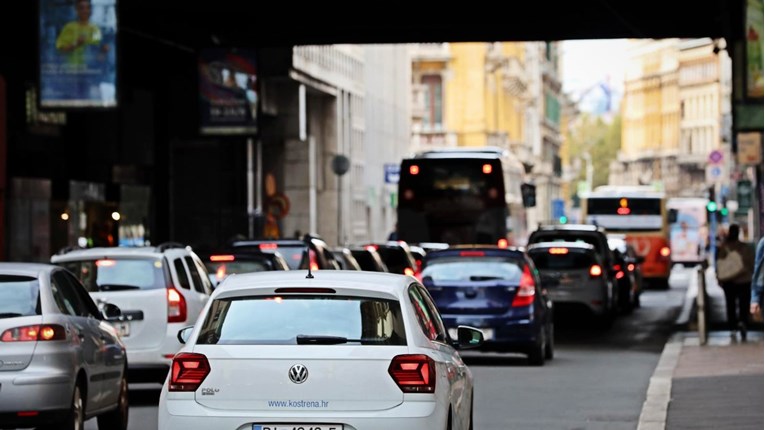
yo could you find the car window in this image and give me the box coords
[196,295,407,346]
[58,258,165,292]
[408,285,441,341]
[422,256,523,282]
[530,232,610,261]
[184,256,206,293]
[416,284,447,342]
[62,271,100,317]
[51,271,90,317]
[205,260,271,284]
[376,247,413,274]
[0,275,40,318]
[173,258,191,289]
[192,256,214,293]
[528,251,597,270]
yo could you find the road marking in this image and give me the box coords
[637,333,683,430]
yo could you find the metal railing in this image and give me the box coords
[696,264,708,345]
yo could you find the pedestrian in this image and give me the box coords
[388,223,399,241]
[715,223,756,340]
[750,237,764,322]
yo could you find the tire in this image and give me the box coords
[46,383,84,430]
[527,331,545,366]
[97,373,129,430]
[544,323,554,360]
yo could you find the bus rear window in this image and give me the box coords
[400,159,504,203]
[587,198,661,215]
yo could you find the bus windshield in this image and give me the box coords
[398,157,507,244]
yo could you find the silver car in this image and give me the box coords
[0,263,128,430]
[527,242,615,327]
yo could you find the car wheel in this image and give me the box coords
[544,323,554,360]
[527,331,545,366]
[97,372,129,430]
[46,383,84,430]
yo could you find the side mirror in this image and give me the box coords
[100,303,122,321]
[177,326,194,344]
[668,208,679,224]
[453,325,484,350]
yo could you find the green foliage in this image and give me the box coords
[567,113,622,187]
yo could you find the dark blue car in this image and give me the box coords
[421,246,554,365]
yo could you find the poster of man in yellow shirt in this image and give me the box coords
[40,0,117,107]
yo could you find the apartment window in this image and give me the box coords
[421,75,443,130]
[544,91,560,125]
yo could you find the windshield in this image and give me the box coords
[422,257,523,282]
[58,258,166,292]
[196,296,407,345]
[0,275,41,318]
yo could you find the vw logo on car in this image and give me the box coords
[288,364,308,384]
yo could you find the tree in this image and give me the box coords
[567,113,621,188]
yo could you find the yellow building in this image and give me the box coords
[411,42,527,151]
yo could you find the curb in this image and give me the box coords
[637,332,684,430]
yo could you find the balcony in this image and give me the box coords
[411,43,451,62]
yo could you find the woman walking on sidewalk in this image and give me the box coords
[715,224,755,339]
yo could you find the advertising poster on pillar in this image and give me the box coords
[199,49,258,135]
[38,0,118,108]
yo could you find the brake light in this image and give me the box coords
[628,263,636,272]
[615,271,625,280]
[309,249,319,271]
[459,251,485,257]
[497,238,509,248]
[167,287,187,323]
[617,207,631,215]
[259,243,278,250]
[169,353,210,392]
[403,267,414,276]
[96,259,116,267]
[549,248,569,255]
[215,265,227,281]
[366,244,379,251]
[274,287,336,294]
[209,254,235,262]
[482,163,493,174]
[589,265,603,277]
[660,246,671,258]
[512,266,536,307]
[1,324,66,342]
[409,165,420,175]
[388,354,435,393]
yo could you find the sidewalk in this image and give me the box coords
[640,266,765,430]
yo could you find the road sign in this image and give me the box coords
[705,164,727,184]
[384,164,400,184]
[708,149,724,164]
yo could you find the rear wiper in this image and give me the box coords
[98,284,141,291]
[296,335,388,345]
[0,312,24,319]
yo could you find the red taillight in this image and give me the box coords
[169,353,210,392]
[617,207,631,215]
[167,287,187,323]
[309,249,319,271]
[17,411,39,417]
[512,266,536,307]
[209,254,235,262]
[628,263,636,272]
[482,163,493,174]
[404,267,415,276]
[589,265,603,277]
[366,244,379,251]
[388,354,435,393]
[274,287,336,294]
[615,271,625,280]
[409,165,420,175]
[459,251,485,257]
[497,238,509,248]
[1,324,66,342]
[660,246,671,258]
[549,248,569,255]
[215,265,226,281]
[259,243,278,250]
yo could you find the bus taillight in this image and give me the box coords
[497,238,509,248]
[409,165,420,175]
[660,246,671,258]
[482,164,492,174]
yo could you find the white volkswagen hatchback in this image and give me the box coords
[158,270,483,430]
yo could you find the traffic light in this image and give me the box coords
[706,201,718,212]
[559,216,568,224]
[521,183,536,208]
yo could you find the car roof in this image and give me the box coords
[232,240,306,247]
[215,270,413,297]
[426,246,525,258]
[535,224,605,233]
[527,241,596,251]
[0,262,56,277]
[51,246,171,262]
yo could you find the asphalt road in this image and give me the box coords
[82,268,692,430]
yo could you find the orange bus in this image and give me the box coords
[582,186,676,288]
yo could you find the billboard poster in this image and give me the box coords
[199,49,258,135]
[747,0,764,98]
[39,0,118,108]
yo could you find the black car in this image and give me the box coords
[362,241,418,276]
[608,234,645,311]
[332,247,362,270]
[231,234,341,271]
[349,246,389,272]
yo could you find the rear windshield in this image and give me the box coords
[352,251,383,272]
[196,295,407,346]
[529,251,597,270]
[205,260,271,283]
[422,257,523,282]
[0,275,40,318]
[58,258,165,292]
[530,233,606,255]
[374,247,413,274]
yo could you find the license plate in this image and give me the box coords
[253,425,343,430]
[111,321,130,337]
[449,327,494,341]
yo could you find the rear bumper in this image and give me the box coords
[441,313,543,351]
[159,396,445,430]
[0,371,73,414]
[0,409,71,428]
